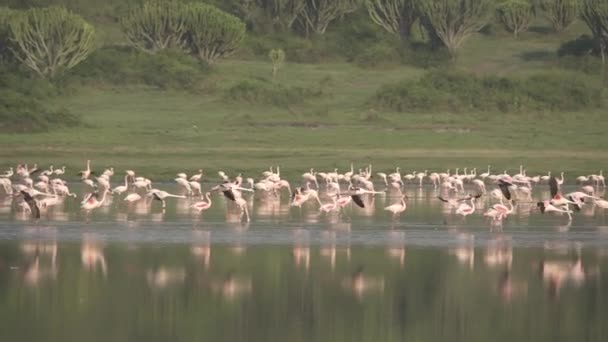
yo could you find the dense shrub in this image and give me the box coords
[557,55,603,74]
[225,79,323,107]
[558,35,597,57]
[400,42,451,68]
[68,46,211,90]
[0,65,81,133]
[372,69,603,113]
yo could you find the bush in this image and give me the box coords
[557,55,603,74]
[225,79,323,107]
[371,69,602,113]
[400,42,451,68]
[353,43,401,67]
[0,65,81,133]
[68,46,211,90]
[558,35,597,57]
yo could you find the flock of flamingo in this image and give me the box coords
[0,161,607,223]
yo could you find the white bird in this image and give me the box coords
[384,195,407,218]
[189,169,204,182]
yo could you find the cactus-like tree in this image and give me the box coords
[0,7,13,62]
[299,0,360,35]
[269,48,286,80]
[238,0,306,32]
[121,0,188,54]
[418,0,494,60]
[8,6,96,79]
[538,0,578,32]
[579,0,608,64]
[497,0,535,37]
[182,3,246,64]
[365,0,418,39]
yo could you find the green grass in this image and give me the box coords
[0,20,606,181]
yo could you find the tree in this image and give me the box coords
[497,0,535,37]
[121,0,188,54]
[365,0,418,39]
[238,0,306,32]
[183,3,246,64]
[579,0,608,65]
[269,48,286,80]
[418,0,494,60]
[8,6,96,79]
[298,0,360,35]
[0,7,13,62]
[538,0,578,32]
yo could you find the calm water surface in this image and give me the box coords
[1,185,607,341]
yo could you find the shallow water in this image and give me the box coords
[1,185,608,341]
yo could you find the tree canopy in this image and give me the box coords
[8,6,96,78]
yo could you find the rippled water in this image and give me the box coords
[1,185,607,341]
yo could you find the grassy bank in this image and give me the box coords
[1,56,606,181]
[1,15,606,181]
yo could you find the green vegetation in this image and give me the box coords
[269,48,286,80]
[120,0,188,54]
[372,69,602,113]
[0,66,80,133]
[1,0,608,179]
[579,0,608,65]
[496,0,535,37]
[418,0,495,59]
[8,6,95,79]
[538,0,579,32]
[366,0,418,40]
[182,3,246,64]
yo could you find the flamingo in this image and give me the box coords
[148,190,186,209]
[112,175,129,195]
[548,177,575,208]
[302,169,319,188]
[124,193,142,203]
[175,177,192,196]
[0,167,14,178]
[384,195,407,219]
[189,169,204,182]
[594,198,608,210]
[79,160,92,180]
[81,190,109,211]
[40,165,54,176]
[189,181,202,196]
[416,170,427,187]
[376,172,388,186]
[319,196,339,213]
[537,201,573,220]
[15,190,40,219]
[102,167,114,177]
[192,192,212,212]
[590,170,605,188]
[53,166,66,176]
[455,194,482,219]
[479,165,491,182]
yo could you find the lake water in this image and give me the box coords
[1,185,607,342]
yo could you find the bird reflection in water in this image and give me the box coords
[484,236,512,269]
[449,233,475,270]
[320,231,351,270]
[342,265,385,300]
[20,233,58,287]
[191,230,211,269]
[292,229,310,270]
[146,267,186,289]
[497,269,528,303]
[386,231,406,267]
[210,272,252,300]
[81,233,107,276]
[538,247,599,299]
